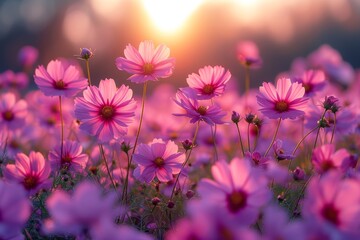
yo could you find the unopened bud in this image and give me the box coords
[231,111,241,124]
[80,48,93,60]
[293,167,305,181]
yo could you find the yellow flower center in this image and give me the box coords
[55,79,65,89]
[227,190,247,213]
[154,157,165,167]
[202,84,215,95]
[101,106,115,120]
[275,100,289,113]
[143,63,154,75]
[197,106,207,116]
[2,110,14,121]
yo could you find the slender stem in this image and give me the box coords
[130,82,148,159]
[289,126,319,169]
[313,110,327,149]
[122,151,131,204]
[99,144,117,191]
[235,123,245,157]
[210,125,218,162]
[291,175,313,218]
[59,96,64,164]
[170,122,200,200]
[247,123,251,152]
[264,118,282,157]
[252,125,260,152]
[85,59,92,86]
[330,113,336,144]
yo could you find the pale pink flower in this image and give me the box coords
[293,69,326,97]
[311,144,351,174]
[133,138,185,183]
[0,70,29,89]
[34,59,88,97]
[0,92,27,131]
[74,78,136,143]
[197,158,271,225]
[4,151,51,195]
[302,171,360,236]
[257,78,308,119]
[237,40,262,68]
[115,40,175,83]
[44,181,121,238]
[48,141,89,173]
[186,65,231,100]
[0,180,31,240]
[173,88,226,126]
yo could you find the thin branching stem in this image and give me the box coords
[264,118,282,157]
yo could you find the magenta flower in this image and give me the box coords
[4,151,51,195]
[49,141,89,173]
[173,88,226,126]
[197,158,271,225]
[236,40,262,68]
[34,59,88,97]
[186,65,231,100]
[0,92,27,131]
[133,138,185,183]
[0,70,29,89]
[0,181,31,240]
[74,78,137,143]
[44,181,121,237]
[18,45,38,68]
[302,171,360,236]
[311,144,351,174]
[115,40,175,83]
[257,77,308,119]
[293,69,326,97]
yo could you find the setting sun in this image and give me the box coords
[142,0,204,33]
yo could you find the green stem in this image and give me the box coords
[99,144,117,191]
[122,151,131,204]
[85,59,92,86]
[247,123,251,152]
[330,113,336,144]
[264,118,282,157]
[313,110,327,149]
[235,123,245,157]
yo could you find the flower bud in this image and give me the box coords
[245,113,256,124]
[323,96,339,112]
[167,201,175,209]
[181,139,193,151]
[231,111,241,124]
[293,167,305,181]
[80,48,93,60]
[151,197,161,206]
[186,190,195,199]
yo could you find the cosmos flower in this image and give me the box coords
[18,45,38,69]
[48,141,89,173]
[236,41,262,68]
[74,78,137,143]
[4,151,51,195]
[311,144,351,174]
[0,180,31,240]
[115,40,175,83]
[293,69,326,97]
[173,88,226,126]
[0,92,27,132]
[197,158,271,225]
[34,59,88,97]
[133,138,185,183]
[257,78,308,119]
[186,65,231,100]
[0,70,29,89]
[302,171,360,236]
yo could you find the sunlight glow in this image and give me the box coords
[142,0,204,33]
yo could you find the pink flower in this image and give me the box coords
[293,69,326,97]
[173,88,226,126]
[115,40,175,83]
[0,180,31,240]
[48,141,89,173]
[0,70,29,89]
[0,92,27,131]
[34,59,88,97]
[186,65,231,100]
[236,41,262,68]
[197,158,271,225]
[44,181,121,237]
[257,78,308,119]
[311,144,351,174]
[74,78,136,143]
[4,151,51,195]
[302,171,360,235]
[133,138,185,183]
[18,45,38,68]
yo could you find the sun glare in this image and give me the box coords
[142,0,204,33]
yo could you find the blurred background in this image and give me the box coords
[0,0,359,93]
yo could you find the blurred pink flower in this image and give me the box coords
[293,69,326,97]
[18,45,38,68]
[133,138,185,183]
[236,41,262,68]
[49,140,89,173]
[74,78,136,143]
[302,171,360,236]
[0,70,29,89]
[0,180,31,240]
[4,151,51,195]
[44,181,121,238]
[0,92,27,131]
[34,59,88,97]
[311,144,351,174]
[197,158,271,225]
[257,78,308,119]
[186,65,231,100]
[115,40,175,83]
[173,88,226,126]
